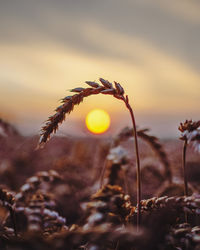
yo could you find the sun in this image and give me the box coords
[85,109,111,134]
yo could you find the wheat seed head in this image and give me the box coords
[38,78,126,148]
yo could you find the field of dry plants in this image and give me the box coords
[0,79,200,250]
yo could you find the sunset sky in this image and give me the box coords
[0,0,200,138]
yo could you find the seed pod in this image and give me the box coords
[114,81,124,95]
[101,89,116,95]
[99,78,113,88]
[85,81,99,88]
[70,87,85,93]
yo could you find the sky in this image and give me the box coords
[0,0,200,138]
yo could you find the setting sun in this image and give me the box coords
[85,109,110,134]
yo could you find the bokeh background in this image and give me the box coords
[0,0,200,138]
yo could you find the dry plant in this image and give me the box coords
[138,194,200,215]
[114,126,171,182]
[15,192,67,235]
[0,153,199,249]
[0,188,17,237]
[179,120,200,197]
[1,79,200,249]
[165,223,200,249]
[2,170,67,237]
[105,145,129,189]
[38,78,142,229]
[15,170,62,205]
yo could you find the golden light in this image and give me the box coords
[85,109,111,134]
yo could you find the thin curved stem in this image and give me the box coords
[123,95,141,230]
[183,140,188,196]
[182,139,188,222]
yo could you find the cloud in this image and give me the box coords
[0,0,200,70]
[0,0,199,136]
[0,26,199,116]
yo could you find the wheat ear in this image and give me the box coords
[139,195,200,215]
[115,127,171,182]
[38,78,141,229]
[137,129,171,182]
[0,188,17,236]
[15,170,62,203]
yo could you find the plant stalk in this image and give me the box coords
[183,140,188,196]
[123,95,141,230]
[182,139,188,223]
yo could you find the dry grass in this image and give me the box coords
[0,127,199,249]
[115,127,172,183]
[38,79,126,148]
[0,84,199,249]
[179,120,200,197]
[38,78,142,229]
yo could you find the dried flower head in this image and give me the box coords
[179,120,200,133]
[179,120,200,153]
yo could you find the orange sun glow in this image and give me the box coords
[85,109,110,134]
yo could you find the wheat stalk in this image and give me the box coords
[115,127,171,182]
[179,120,200,197]
[38,78,141,229]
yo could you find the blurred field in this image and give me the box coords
[0,121,200,249]
[1,123,200,220]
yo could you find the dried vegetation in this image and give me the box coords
[0,79,200,249]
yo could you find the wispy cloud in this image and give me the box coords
[0,0,199,136]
